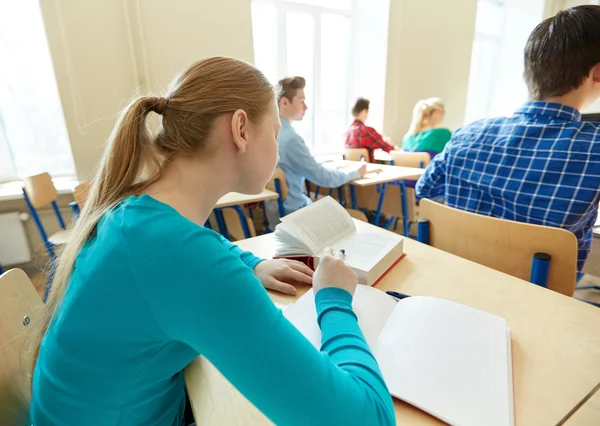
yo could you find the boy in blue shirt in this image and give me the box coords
[266,77,366,224]
[417,5,600,273]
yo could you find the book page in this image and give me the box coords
[333,220,402,271]
[283,285,397,350]
[374,297,513,426]
[277,197,356,254]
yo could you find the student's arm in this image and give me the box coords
[215,233,262,269]
[287,135,361,187]
[366,126,394,153]
[131,228,395,426]
[416,148,448,200]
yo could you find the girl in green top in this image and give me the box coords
[30,58,395,426]
[403,97,452,155]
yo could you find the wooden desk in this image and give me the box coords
[323,160,424,234]
[215,189,278,209]
[186,235,600,426]
[324,160,424,186]
[213,190,279,239]
[374,149,393,164]
[565,385,600,425]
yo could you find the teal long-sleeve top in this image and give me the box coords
[31,194,395,426]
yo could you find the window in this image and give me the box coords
[251,0,354,153]
[464,0,506,124]
[465,0,547,123]
[0,0,75,182]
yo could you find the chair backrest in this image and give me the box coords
[419,199,578,296]
[266,168,288,201]
[221,208,257,241]
[390,151,431,169]
[73,182,91,208]
[343,148,370,162]
[0,269,43,425]
[345,209,368,222]
[23,173,58,209]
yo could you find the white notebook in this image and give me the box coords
[284,285,514,426]
[274,196,404,285]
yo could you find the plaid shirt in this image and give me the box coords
[416,101,600,272]
[345,119,393,162]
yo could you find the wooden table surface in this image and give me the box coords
[323,160,425,186]
[564,384,600,425]
[374,149,394,163]
[215,189,279,209]
[186,235,600,426]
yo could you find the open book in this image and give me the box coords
[285,286,514,426]
[274,197,404,286]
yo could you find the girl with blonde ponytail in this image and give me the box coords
[403,97,452,156]
[30,58,394,426]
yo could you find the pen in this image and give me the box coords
[386,290,411,301]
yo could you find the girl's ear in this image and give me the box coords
[592,63,600,84]
[231,109,248,153]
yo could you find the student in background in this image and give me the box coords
[30,59,394,426]
[344,97,397,163]
[417,5,600,273]
[402,98,451,158]
[266,77,366,225]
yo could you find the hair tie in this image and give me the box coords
[150,97,169,115]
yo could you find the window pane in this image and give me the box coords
[475,0,506,37]
[284,0,352,11]
[286,11,315,147]
[0,0,75,179]
[465,38,500,123]
[320,13,351,151]
[251,2,279,84]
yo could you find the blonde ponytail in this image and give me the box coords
[406,97,445,136]
[31,57,275,381]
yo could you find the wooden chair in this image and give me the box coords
[23,173,72,301]
[0,269,43,426]
[389,151,431,169]
[221,208,257,241]
[69,181,92,218]
[346,209,368,222]
[388,151,432,236]
[418,199,578,296]
[266,168,288,220]
[22,173,71,257]
[343,148,370,162]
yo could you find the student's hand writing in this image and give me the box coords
[358,164,368,178]
[253,259,313,296]
[313,247,358,296]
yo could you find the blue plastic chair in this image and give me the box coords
[22,173,71,301]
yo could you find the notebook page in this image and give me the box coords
[278,197,355,254]
[283,285,397,350]
[374,297,513,426]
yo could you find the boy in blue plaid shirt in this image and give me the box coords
[417,5,600,273]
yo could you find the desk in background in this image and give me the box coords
[212,189,279,239]
[323,160,424,234]
[186,234,600,426]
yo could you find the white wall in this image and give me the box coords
[383,0,478,144]
[39,0,254,180]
